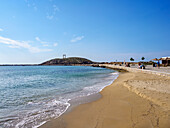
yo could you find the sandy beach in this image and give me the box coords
[41,71,170,128]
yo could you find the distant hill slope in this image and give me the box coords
[40,57,95,65]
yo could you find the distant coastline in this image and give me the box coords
[0,56,159,66]
[0,64,39,66]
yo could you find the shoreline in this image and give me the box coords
[65,72,119,113]
[40,71,170,128]
[37,71,119,128]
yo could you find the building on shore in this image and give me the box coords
[160,57,170,66]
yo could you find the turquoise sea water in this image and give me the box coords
[0,66,118,128]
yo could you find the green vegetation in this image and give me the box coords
[130,57,134,61]
[141,57,145,60]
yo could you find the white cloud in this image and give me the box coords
[25,1,37,11]
[0,36,52,53]
[46,5,60,20]
[0,28,3,32]
[53,43,58,46]
[70,36,84,42]
[35,37,41,41]
[8,45,20,48]
[35,36,58,47]
[35,37,48,44]
[53,5,60,12]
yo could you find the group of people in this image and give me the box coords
[125,62,130,67]
[123,61,160,69]
[138,62,145,69]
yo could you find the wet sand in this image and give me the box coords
[41,72,170,128]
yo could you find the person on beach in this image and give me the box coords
[138,62,145,69]
[126,63,130,67]
[153,63,156,67]
[157,61,160,68]
[138,62,141,68]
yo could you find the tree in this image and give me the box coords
[130,57,134,61]
[141,57,145,60]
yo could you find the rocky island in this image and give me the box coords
[40,57,95,65]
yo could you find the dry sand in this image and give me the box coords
[41,72,170,128]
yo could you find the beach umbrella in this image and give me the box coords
[152,58,160,61]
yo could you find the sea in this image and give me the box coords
[0,66,118,128]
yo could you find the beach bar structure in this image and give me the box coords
[160,57,170,66]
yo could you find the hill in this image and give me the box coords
[40,57,95,65]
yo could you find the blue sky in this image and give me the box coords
[0,0,170,64]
